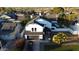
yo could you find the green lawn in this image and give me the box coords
[44,44,79,51]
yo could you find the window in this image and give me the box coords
[32,28,34,32]
[35,28,37,32]
[32,28,37,32]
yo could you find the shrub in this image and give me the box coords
[52,32,68,44]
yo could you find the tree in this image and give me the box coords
[57,13,69,27]
[57,12,78,27]
[64,13,78,26]
[65,12,78,21]
[20,15,31,26]
[5,8,14,13]
[53,7,64,14]
[52,32,68,44]
[0,7,6,14]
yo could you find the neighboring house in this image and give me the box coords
[8,19,15,21]
[45,13,58,20]
[24,23,44,40]
[0,14,11,19]
[0,18,5,24]
[0,14,16,22]
[5,13,17,22]
[70,23,79,35]
[0,18,6,29]
[6,12,17,19]
[0,22,22,40]
[16,13,26,21]
[0,13,17,22]
[5,13,26,22]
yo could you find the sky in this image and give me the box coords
[0,0,79,7]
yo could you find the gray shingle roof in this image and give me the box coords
[1,23,16,31]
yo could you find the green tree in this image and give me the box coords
[53,7,64,14]
[20,15,31,26]
[58,13,69,27]
[57,12,78,27]
[65,12,77,21]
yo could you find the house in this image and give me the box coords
[34,18,52,29]
[70,23,79,35]
[0,18,8,29]
[6,12,17,19]
[0,18,6,24]
[5,13,26,22]
[0,14,11,19]
[0,13,17,22]
[44,13,58,20]
[0,22,22,40]
[37,18,79,36]
[34,17,79,36]
[8,19,15,21]
[16,13,26,21]
[24,23,44,40]
[24,17,79,40]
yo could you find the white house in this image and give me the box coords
[24,23,44,40]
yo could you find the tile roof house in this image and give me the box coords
[0,22,22,40]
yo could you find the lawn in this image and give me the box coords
[44,44,79,51]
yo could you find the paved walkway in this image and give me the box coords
[32,40,50,51]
